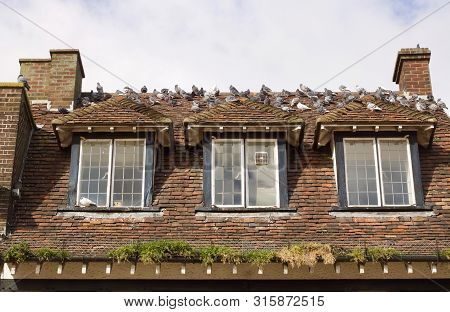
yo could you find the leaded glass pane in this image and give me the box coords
[344,140,379,206]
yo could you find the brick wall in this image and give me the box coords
[393,48,432,95]
[0,84,34,235]
[19,49,84,108]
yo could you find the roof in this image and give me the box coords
[313,97,437,149]
[52,96,172,147]
[183,99,303,125]
[2,86,449,259]
[53,96,172,126]
[316,97,437,125]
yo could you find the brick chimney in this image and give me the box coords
[392,47,432,96]
[19,49,85,108]
[0,83,35,235]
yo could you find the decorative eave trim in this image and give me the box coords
[313,121,437,149]
[2,260,447,281]
[183,122,305,147]
[52,123,173,148]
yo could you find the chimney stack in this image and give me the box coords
[19,49,85,108]
[392,47,432,96]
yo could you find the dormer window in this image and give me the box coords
[77,139,145,208]
[66,133,156,211]
[211,139,279,208]
[334,132,425,210]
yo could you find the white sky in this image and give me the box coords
[0,0,449,105]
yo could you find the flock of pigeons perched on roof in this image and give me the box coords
[62,80,448,116]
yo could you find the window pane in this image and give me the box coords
[246,141,278,207]
[344,140,378,206]
[112,140,145,207]
[379,139,414,205]
[213,140,242,206]
[78,140,110,207]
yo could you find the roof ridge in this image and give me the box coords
[184,99,303,124]
[52,96,172,125]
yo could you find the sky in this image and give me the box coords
[0,0,449,106]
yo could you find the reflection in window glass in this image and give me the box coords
[213,141,242,206]
[344,140,379,206]
[112,140,145,207]
[379,140,413,205]
[78,141,110,206]
[246,141,278,207]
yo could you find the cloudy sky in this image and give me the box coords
[0,0,449,105]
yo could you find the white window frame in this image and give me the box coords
[76,138,146,208]
[211,138,280,208]
[343,138,381,208]
[245,138,280,208]
[342,137,415,208]
[211,139,245,208]
[111,138,146,208]
[377,137,416,207]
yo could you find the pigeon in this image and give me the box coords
[346,94,356,102]
[299,83,311,94]
[436,98,447,109]
[191,101,201,112]
[296,102,311,111]
[278,89,291,97]
[323,88,334,97]
[229,85,240,96]
[58,107,69,114]
[260,84,272,94]
[336,101,346,108]
[428,103,438,111]
[192,85,200,96]
[225,95,239,103]
[417,43,420,48]
[374,87,383,100]
[367,102,382,111]
[81,97,91,107]
[240,89,250,97]
[290,97,300,106]
[156,93,165,99]
[339,85,348,92]
[161,88,169,94]
[355,85,366,95]
[115,90,124,95]
[281,105,291,112]
[397,96,409,107]
[79,197,96,207]
[263,97,271,106]
[415,100,426,112]
[124,86,133,94]
[274,96,285,107]
[97,82,104,94]
[141,86,148,93]
[427,94,434,101]
[17,74,30,90]
[324,95,332,104]
[316,105,329,114]
[175,85,183,94]
[213,85,220,96]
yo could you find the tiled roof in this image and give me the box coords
[52,96,172,126]
[2,87,449,259]
[316,96,437,125]
[183,99,303,125]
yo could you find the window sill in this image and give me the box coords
[195,206,297,213]
[58,206,161,213]
[331,205,431,212]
